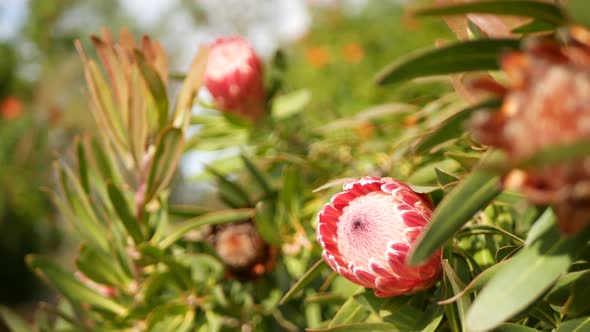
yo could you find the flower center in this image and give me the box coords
[336,192,405,270]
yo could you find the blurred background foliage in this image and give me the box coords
[0,0,455,330]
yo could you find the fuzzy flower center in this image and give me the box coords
[206,41,253,81]
[336,191,405,270]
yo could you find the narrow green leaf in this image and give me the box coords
[280,259,327,304]
[376,39,521,85]
[240,154,273,196]
[159,209,255,248]
[435,168,460,187]
[555,317,590,332]
[254,201,282,246]
[107,182,144,244]
[0,306,34,332]
[76,139,90,194]
[465,210,590,332]
[413,1,566,26]
[76,245,130,288]
[135,50,169,130]
[207,166,252,208]
[329,295,369,327]
[547,270,590,305]
[440,260,509,305]
[511,19,556,34]
[493,323,540,332]
[442,260,471,332]
[409,153,502,265]
[413,99,501,154]
[27,256,127,316]
[307,322,398,332]
[145,127,184,203]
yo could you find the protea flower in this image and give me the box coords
[471,27,590,234]
[316,176,441,297]
[204,36,266,122]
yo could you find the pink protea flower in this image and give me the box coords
[317,176,441,297]
[205,36,266,122]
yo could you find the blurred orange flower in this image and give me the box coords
[305,46,330,68]
[1,97,23,120]
[342,42,364,64]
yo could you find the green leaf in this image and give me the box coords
[145,127,184,203]
[409,153,502,265]
[107,182,144,244]
[493,323,540,332]
[76,138,90,194]
[555,317,590,332]
[511,19,556,34]
[280,259,327,304]
[442,260,471,332]
[440,260,509,305]
[27,255,127,316]
[413,1,566,26]
[376,39,521,85]
[329,294,369,327]
[413,99,501,154]
[135,51,169,130]
[567,0,590,29]
[307,322,399,332]
[465,210,590,332]
[240,154,273,196]
[159,209,255,248]
[254,201,282,246]
[271,89,311,120]
[76,245,131,288]
[547,269,590,305]
[0,306,34,332]
[207,166,252,208]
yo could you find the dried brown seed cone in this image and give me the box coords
[212,221,277,280]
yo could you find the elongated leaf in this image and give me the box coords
[465,210,590,332]
[207,166,252,208]
[160,209,255,248]
[135,50,169,130]
[0,306,34,332]
[27,256,127,316]
[414,99,501,154]
[329,296,369,327]
[280,259,327,304]
[254,201,282,246]
[240,154,273,195]
[107,182,144,244]
[493,323,540,332]
[555,317,590,332]
[173,46,209,129]
[272,89,311,120]
[547,269,590,305]
[409,153,502,265]
[413,1,566,25]
[145,127,184,203]
[442,260,471,332]
[76,139,90,194]
[511,19,555,34]
[376,39,520,85]
[307,322,398,332]
[440,260,509,305]
[76,245,130,288]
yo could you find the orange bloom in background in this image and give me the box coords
[342,42,365,64]
[305,46,330,68]
[1,97,23,120]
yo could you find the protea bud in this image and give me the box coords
[316,176,441,297]
[471,28,590,234]
[204,37,266,122]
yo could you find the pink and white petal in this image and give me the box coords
[374,276,415,297]
[353,267,377,286]
[330,192,357,209]
[319,204,342,220]
[369,259,395,278]
[402,227,423,245]
[399,211,427,227]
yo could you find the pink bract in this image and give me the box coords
[204,36,266,122]
[316,176,441,297]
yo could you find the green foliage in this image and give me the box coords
[6,1,590,332]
